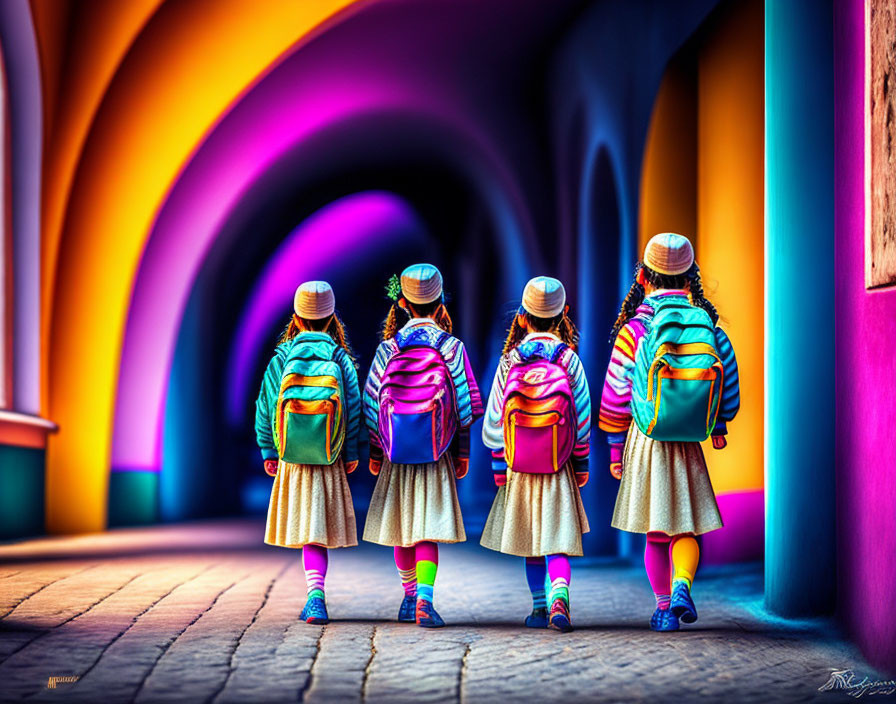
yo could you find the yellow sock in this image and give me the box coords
[671,536,699,589]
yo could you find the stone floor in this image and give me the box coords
[0,519,884,703]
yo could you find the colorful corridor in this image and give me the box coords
[0,0,893,695]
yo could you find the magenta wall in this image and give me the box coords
[835,0,896,674]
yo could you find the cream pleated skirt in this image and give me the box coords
[264,458,358,549]
[480,463,590,557]
[362,455,466,547]
[611,423,723,536]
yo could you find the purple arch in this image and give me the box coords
[110,0,562,472]
[225,190,429,424]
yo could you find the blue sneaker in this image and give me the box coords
[300,595,329,624]
[415,599,446,628]
[650,607,680,631]
[525,607,549,628]
[548,599,573,633]
[398,595,416,623]
[670,581,698,624]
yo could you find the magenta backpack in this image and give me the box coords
[503,342,575,473]
[377,327,457,464]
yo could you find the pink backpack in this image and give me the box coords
[503,344,575,473]
[377,328,457,464]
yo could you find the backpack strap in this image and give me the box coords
[550,342,569,364]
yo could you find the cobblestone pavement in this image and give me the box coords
[0,520,883,703]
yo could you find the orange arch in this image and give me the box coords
[43,0,358,533]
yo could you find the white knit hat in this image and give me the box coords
[521,276,566,318]
[293,281,335,320]
[643,233,695,276]
[400,263,443,305]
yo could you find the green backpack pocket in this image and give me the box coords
[274,340,346,465]
[641,342,723,441]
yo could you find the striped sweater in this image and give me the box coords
[363,319,484,460]
[598,290,740,443]
[482,333,592,474]
[255,331,362,462]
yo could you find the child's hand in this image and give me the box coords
[609,441,624,479]
[344,460,359,474]
[610,462,623,480]
[711,435,727,450]
[454,457,469,480]
[264,459,278,477]
[576,471,589,488]
[369,458,382,476]
[494,472,507,487]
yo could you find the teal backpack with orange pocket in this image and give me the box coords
[274,337,346,465]
[632,295,724,442]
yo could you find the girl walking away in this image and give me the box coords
[481,277,591,633]
[255,281,362,625]
[363,264,484,628]
[599,233,740,632]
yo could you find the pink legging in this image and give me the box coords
[394,541,438,568]
[645,532,672,598]
[302,543,328,592]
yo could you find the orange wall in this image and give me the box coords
[39,0,356,533]
[638,52,697,255]
[696,0,764,494]
[639,0,764,495]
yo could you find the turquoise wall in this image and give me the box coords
[764,0,836,616]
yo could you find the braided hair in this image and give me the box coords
[609,261,719,342]
[502,307,579,355]
[279,312,357,366]
[381,297,453,340]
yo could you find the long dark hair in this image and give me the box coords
[382,297,453,340]
[609,262,718,342]
[503,307,579,355]
[279,312,357,365]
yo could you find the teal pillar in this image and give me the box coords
[765,0,835,615]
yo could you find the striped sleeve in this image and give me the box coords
[597,318,648,438]
[335,348,362,463]
[481,352,513,451]
[560,347,592,459]
[441,336,484,428]
[254,343,289,461]
[363,339,396,447]
[712,326,740,434]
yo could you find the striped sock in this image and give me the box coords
[655,593,671,610]
[416,541,438,604]
[548,577,570,607]
[524,557,547,610]
[546,554,571,607]
[302,544,328,601]
[394,546,417,597]
[398,567,417,597]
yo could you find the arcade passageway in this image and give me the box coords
[0,521,880,703]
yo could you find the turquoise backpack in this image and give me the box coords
[274,337,346,465]
[631,295,724,442]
